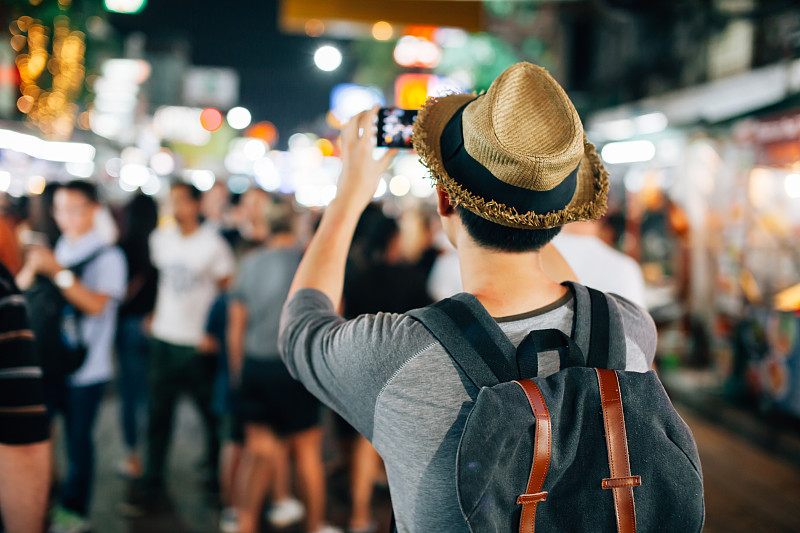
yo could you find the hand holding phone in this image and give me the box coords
[376,107,419,149]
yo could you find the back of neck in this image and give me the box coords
[457,241,566,318]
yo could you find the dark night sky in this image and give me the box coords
[107,0,354,147]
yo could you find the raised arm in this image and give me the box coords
[21,246,111,315]
[288,107,396,308]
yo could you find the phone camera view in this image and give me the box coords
[377,107,419,149]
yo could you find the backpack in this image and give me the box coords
[407,282,705,533]
[24,248,108,382]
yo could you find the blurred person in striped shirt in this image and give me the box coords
[0,260,51,533]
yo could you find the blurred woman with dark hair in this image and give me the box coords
[115,193,159,479]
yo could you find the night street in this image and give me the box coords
[63,393,800,533]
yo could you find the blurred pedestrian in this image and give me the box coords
[552,219,647,308]
[29,183,62,248]
[199,291,243,532]
[202,181,232,233]
[0,216,21,275]
[0,261,51,533]
[225,187,273,256]
[130,182,235,506]
[17,180,128,533]
[115,194,159,479]
[228,201,338,533]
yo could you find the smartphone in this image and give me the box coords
[376,107,419,149]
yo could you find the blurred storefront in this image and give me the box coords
[587,57,800,424]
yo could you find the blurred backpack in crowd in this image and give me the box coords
[408,282,705,533]
[24,248,107,382]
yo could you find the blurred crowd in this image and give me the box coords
[0,180,452,533]
[0,159,647,533]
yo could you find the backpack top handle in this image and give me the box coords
[407,283,626,389]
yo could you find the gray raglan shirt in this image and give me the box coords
[279,287,656,532]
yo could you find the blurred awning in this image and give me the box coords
[279,0,484,37]
[588,57,800,138]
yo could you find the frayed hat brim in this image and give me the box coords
[412,93,609,230]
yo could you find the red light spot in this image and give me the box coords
[200,108,223,132]
[245,121,278,147]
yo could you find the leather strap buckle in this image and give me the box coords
[514,380,552,533]
[596,369,641,533]
[602,476,642,490]
[517,492,548,505]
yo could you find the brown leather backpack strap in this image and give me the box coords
[514,379,551,533]
[596,369,642,533]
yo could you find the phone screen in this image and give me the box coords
[376,107,419,149]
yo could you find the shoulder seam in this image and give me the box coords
[374,339,438,417]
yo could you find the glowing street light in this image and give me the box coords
[314,45,342,72]
[227,106,252,130]
[104,0,147,14]
[600,140,656,165]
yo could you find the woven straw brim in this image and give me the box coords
[412,93,609,230]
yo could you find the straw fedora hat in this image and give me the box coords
[412,62,609,229]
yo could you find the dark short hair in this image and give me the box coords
[60,180,99,204]
[457,206,562,252]
[266,199,295,236]
[170,181,202,202]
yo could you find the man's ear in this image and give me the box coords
[436,186,455,217]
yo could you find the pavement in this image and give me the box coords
[54,392,800,533]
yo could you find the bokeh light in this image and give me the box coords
[393,36,441,69]
[374,178,388,198]
[786,174,800,199]
[120,164,150,188]
[305,19,325,37]
[150,151,175,176]
[389,175,411,197]
[372,21,393,41]
[105,157,122,178]
[317,138,335,157]
[314,45,342,72]
[28,175,46,195]
[228,175,252,194]
[243,139,267,160]
[200,108,223,132]
[104,0,147,14]
[329,84,385,123]
[395,74,434,110]
[227,106,252,130]
[141,174,162,196]
[0,171,10,192]
[65,161,95,178]
[245,121,278,147]
[188,169,216,192]
[254,157,280,192]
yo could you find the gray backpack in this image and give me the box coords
[407,282,704,532]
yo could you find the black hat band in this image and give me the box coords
[439,104,578,216]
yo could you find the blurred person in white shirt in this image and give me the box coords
[552,220,646,309]
[127,182,235,511]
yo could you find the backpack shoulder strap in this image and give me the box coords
[563,282,627,370]
[68,246,110,276]
[586,286,611,368]
[407,294,517,388]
